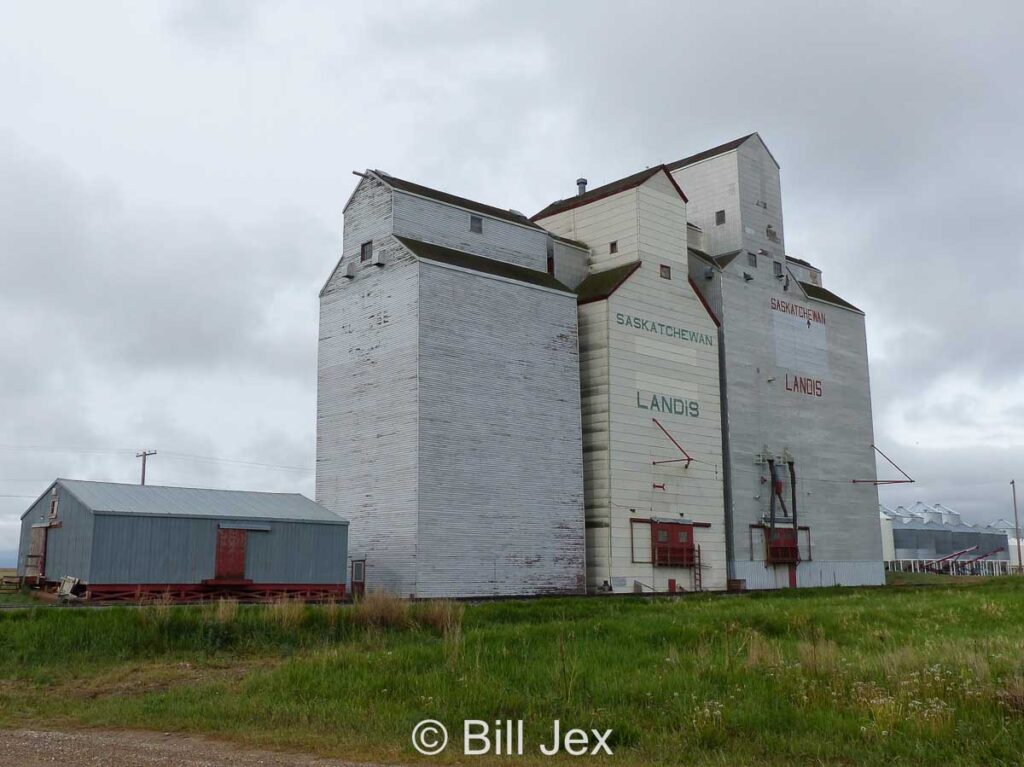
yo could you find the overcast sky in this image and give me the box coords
[2,1,1023,564]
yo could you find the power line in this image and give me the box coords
[0,444,312,473]
[159,451,312,472]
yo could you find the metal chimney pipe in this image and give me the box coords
[576,178,587,196]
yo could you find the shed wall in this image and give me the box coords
[89,515,347,584]
[17,485,94,581]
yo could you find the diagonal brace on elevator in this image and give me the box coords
[852,444,914,485]
[651,418,693,468]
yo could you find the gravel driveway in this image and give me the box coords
[0,729,387,767]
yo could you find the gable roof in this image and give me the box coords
[785,255,817,269]
[396,236,569,292]
[373,170,542,230]
[666,132,780,171]
[531,165,687,221]
[575,261,642,305]
[53,479,346,524]
[714,249,744,269]
[687,247,718,267]
[799,281,863,313]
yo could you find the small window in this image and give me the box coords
[360,241,373,263]
[660,264,672,280]
[773,261,783,277]
[48,498,59,520]
[677,530,689,543]
[766,224,779,242]
[657,530,669,543]
[747,252,757,268]
[352,560,365,583]
[470,215,483,234]
[715,210,726,226]
[546,253,555,276]
[609,241,618,254]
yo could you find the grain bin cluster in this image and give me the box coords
[880,502,1012,575]
[317,133,885,598]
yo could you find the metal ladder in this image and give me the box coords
[692,545,703,592]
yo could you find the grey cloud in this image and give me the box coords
[1,140,327,380]
[1,0,1022,555]
[166,0,265,48]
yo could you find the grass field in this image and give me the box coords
[2,581,1024,766]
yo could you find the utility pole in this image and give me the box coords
[1013,479,1021,575]
[136,450,157,486]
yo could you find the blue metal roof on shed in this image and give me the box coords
[55,479,347,524]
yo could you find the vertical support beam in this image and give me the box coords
[1012,480,1021,574]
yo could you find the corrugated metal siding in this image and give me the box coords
[17,484,94,580]
[89,515,347,584]
[316,230,421,596]
[416,261,585,596]
[732,560,883,590]
[393,191,548,271]
[59,480,344,523]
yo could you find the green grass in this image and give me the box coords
[883,570,1007,587]
[2,583,1024,765]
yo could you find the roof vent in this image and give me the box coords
[509,208,526,218]
[576,178,588,196]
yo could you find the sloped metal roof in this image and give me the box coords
[799,281,863,313]
[373,170,542,230]
[532,165,687,221]
[396,236,570,292]
[57,479,347,524]
[575,260,642,305]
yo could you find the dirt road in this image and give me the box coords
[0,729,384,767]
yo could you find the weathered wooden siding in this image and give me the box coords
[578,300,611,589]
[17,484,94,580]
[392,191,548,271]
[550,173,727,592]
[552,239,590,289]
[736,137,785,258]
[672,152,742,257]
[536,189,641,272]
[322,174,395,295]
[416,261,585,596]
[88,516,347,584]
[599,174,726,593]
[601,264,727,592]
[718,269,882,577]
[316,225,421,595]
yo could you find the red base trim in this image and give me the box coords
[85,582,347,603]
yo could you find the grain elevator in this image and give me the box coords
[316,171,587,598]
[317,133,883,596]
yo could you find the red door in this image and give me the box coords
[215,528,247,580]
